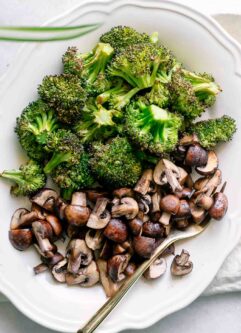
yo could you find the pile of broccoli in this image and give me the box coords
[0,26,237,198]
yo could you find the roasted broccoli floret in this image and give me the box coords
[62,46,83,76]
[38,74,87,124]
[15,100,59,161]
[90,136,142,188]
[100,26,158,51]
[52,152,95,200]
[74,100,122,143]
[108,43,171,90]
[97,79,140,110]
[44,129,83,174]
[169,69,221,120]
[182,70,221,107]
[140,80,170,108]
[189,115,237,149]
[0,160,46,196]
[125,101,182,154]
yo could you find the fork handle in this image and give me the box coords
[78,238,172,333]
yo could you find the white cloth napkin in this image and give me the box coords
[0,13,240,303]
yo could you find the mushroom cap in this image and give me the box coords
[208,192,228,220]
[44,213,62,237]
[85,230,104,250]
[160,195,180,215]
[107,254,130,282]
[195,193,214,210]
[144,258,167,279]
[31,188,58,212]
[171,249,193,276]
[185,144,208,167]
[190,201,206,224]
[10,208,30,230]
[129,218,143,236]
[104,219,128,243]
[65,205,90,227]
[66,239,93,274]
[176,200,191,218]
[9,229,33,251]
[142,221,164,238]
[133,236,155,259]
[52,258,67,283]
[196,150,218,176]
[111,197,139,220]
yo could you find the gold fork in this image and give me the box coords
[78,215,211,333]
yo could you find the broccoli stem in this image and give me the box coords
[0,171,25,185]
[61,188,74,201]
[44,152,72,174]
[111,87,140,110]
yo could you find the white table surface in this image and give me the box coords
[0,1,241,332]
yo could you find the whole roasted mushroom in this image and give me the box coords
[87,197,110,229]
[208,192,228,220]
[66,239,93,274]
[129,218,143,236]
[111,197,139,220]
[133,236,155,259]
[159,195,180,225]
[104,219,128,243]
[65,192,90,226]
[185,144,208,167]
[171,249,193,276]
[142,221,164,238]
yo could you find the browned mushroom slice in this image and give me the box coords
[134,169,153,195]
[194,176,210,191]
[66,261,99,287]
[185,144,208,167]
[196,151,218,175]
[99,240,113,260]
[104,219,128,243]
[31,188,59,212]
[151,189,162,213]
[178,167,188,186]
[176,200,191,218]
[171,249,193,276]
[153,159,182,192]
[133,236,155,259]
[112,188,134,198]
[33,263,48,275]
[175,218,189,230]
[107,254,131,282]
[65,192,90,227]
[189,201,206,224]
[137,194,151,214]
[111,197,139,220]
[9,229,33,251]
[41,252,64,268]
[32,220,56,256]
[52,258,68,283]
[10,208,44,230]
[196,169,222,196]
[208,192,228,220]
[144,258,167,279]
[44,213,62,237]
[179,133,200,146]
[66,239,93,274]
[85,230,104,250]
[87,197,110,229]
[54,197,67,221]
[97,259,119,297]
[129,218,143,236]
[142,221,164,238]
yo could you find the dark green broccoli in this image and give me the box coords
[182,70,221,107]
[15,100,59,161]
[44,129,83,174]
[125,101,182,154]
[90,136,142,188]
[100,26,158,51]
[74,99,122,143]
[38,74,87,124]
[189,115,237,149]
[0,160,46,196]
[108,43,171,90]
[63,43,113,94]
[52,152,95,200]
[97,79,140,110]
[169,69,221,120]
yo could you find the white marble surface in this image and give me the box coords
[1,1,241,332]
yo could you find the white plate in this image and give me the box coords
[0,1,241,332]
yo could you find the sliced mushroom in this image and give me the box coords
[175,187,193,199]
[196,169,222,196]
[175,218,189,230]
[134,169,153,195]
[185,144,208,167]
[113,244,126,255]
[87,197,110,229]
[153,159,182,192]
[162,243,175,256]
[9,229,33,251]
[10,208,44,230]
[66,239,93,273]
[137,194,151,214]
[34,243,57,258]
[195,193,214,210]
[52,258,67,283]
[41,252,64,268]
[208,192,228,220]
[144,258,167,279]
[54,197,67,221]
[179,133,200,146]
[99,240,113,260]
[44,213,62,237]
[171,249,193,276]
[112,188,134,198]
[124,262,137,277]
[103,219,128,243]
[97,259,119,297]
[66,261,99,287]
[142,221,164,238]
[111,197,139,220]
[133,236,155,259]
[107,254,131,282]
[32,220,56,256]
[194,176,210,191]
[31,188,59,212]
[185,174,194,189]
[129,218,143,236]
[151,189,161,213]
[85,230,104,250]
[196,151,218,175]
[178,167,188,186]
[33,263,48,275]
[65,192,90,226]
[189,201,206,224]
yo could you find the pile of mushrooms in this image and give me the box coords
[8,138,228,297]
